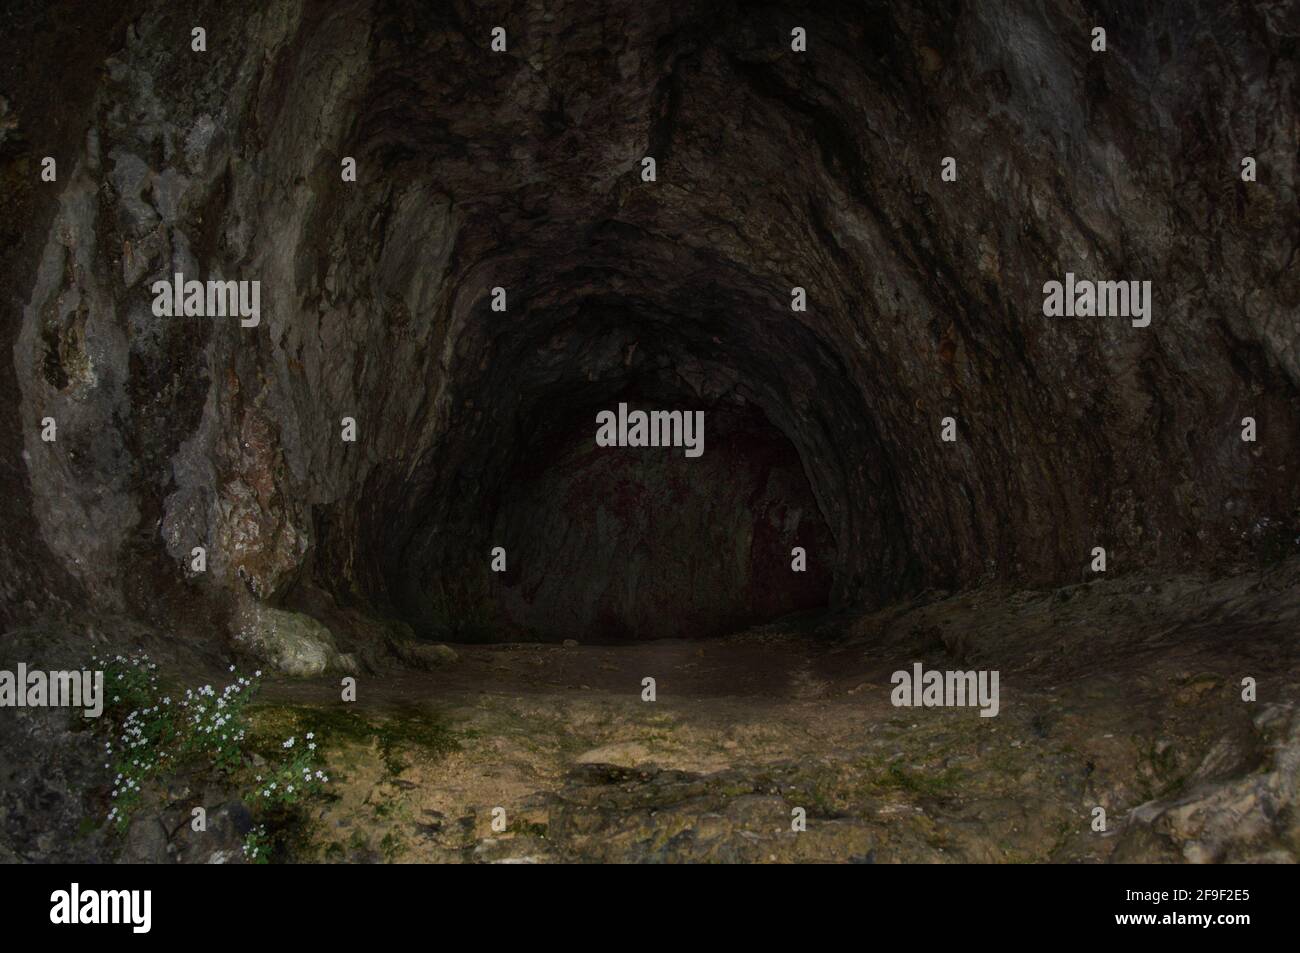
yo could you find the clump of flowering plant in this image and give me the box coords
[242,824,271,864]
[93,656,328,847]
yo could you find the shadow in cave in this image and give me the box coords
[482,388,836,643]
[368,354,841,644]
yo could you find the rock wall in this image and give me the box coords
[2,0,1297,645]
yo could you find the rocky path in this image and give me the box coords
[251,563,1300,863]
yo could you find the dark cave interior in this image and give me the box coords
[374,290,850,643]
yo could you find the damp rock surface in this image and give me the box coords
[0,0,1296,642]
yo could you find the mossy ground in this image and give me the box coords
[147,561,1300,863]
[241,703,460,860]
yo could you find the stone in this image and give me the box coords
[391,640,459,670]
[233,605,344,678]
[575,741,653,767]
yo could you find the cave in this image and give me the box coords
[1,0,1298,874]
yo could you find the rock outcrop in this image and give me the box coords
[2,0,1296,645]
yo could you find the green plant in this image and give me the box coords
[242,824,271,864]
[93,654,329,850]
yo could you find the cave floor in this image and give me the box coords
[251,564,1300,863]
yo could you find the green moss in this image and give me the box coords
[511,820,548,839]
[379,831,404,859]
[347,829,370,855]
[247,702,459,777]
[876,761,965,797]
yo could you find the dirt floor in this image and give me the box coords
[244,561,1300,863]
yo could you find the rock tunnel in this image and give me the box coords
[8,0,1296,649]
[1,0,1298,867]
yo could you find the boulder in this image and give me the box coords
[391,639,459,671]
[232,605,344,677]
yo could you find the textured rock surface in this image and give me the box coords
[232,603,349,677]
[0,618,226,862]
[2,0,1296,643]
